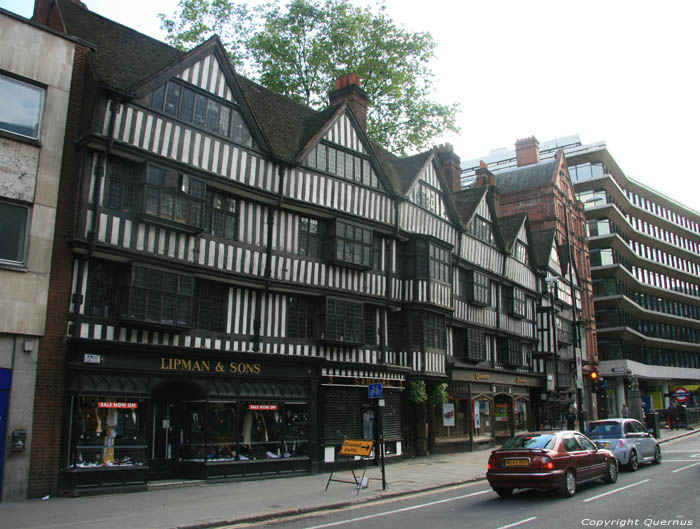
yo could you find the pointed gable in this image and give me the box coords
[176,53,238,103]
[301,107,386,191]
[404,156,450,221]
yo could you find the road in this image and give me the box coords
[228,434,700,529]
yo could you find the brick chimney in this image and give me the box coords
[474,161,500,214]
[515,136,540,167]
[329,74,368,131]
[33,0,85,29]
[434,143,461,192]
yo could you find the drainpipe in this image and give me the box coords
[253,163,286,352]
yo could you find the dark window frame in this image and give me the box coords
[151,80,253,146]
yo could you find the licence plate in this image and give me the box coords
[504,458,530,467]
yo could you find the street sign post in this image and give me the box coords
[367,383,386,490]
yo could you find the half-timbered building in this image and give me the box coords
[28,0,546,497]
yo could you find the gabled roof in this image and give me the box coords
[58,0,183,93]
[46,0,421,193]
[498,213,527,253]
[532,228,557,269]
[452,186,488,226]
[494,159,558,194]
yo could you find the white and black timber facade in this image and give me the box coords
[29,0,542,497]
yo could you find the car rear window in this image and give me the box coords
[501,434,555,449]
[586,422,622,437]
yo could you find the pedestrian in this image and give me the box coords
[667,402,678,430]
[621,403,629,418]
[566,407,577,430]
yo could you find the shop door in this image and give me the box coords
[0,369,11,498]
[149,381,204,480]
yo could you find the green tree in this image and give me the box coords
[160,0,460,154]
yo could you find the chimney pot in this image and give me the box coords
[329,73,369,131]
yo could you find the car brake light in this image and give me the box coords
[487,456,495,470]
[540,456,554,470]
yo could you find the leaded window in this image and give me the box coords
[467,215,495,246]
[424,313,446,349]
[106,158,139,212]
[193,280,227,332]
[124,265,193,327]
[144,166,204,228]
[287,296,315,339]
[306,142,378,188]
[151,80,252,146]
[506,286,527,318]
[206,189,236,240]
[466,328,487,362]
[299,217,324,258]
[514,241,529,265]
[462,269,490,306]
[323,298,363,344]
[333,221,372,268]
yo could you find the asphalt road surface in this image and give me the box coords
[229,433,700,529]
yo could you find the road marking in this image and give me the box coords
[301,490,491,529]
[583,479,650,502]
[672,462,700,473]
[495,517,537,529]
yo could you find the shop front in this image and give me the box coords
[435,370,542,452]
[320,367,404,470]
[59,344,321,496]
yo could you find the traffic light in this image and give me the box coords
[590,370,601,393]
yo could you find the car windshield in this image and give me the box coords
[586,422,622,438]
[501,434,555,449]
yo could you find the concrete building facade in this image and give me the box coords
[0,8,76,500]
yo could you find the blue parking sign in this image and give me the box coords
[368,383,383,398]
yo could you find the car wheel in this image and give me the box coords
[494,487,513,498]
[653,445,662,465]
[626,450,639,471]
[603,459,618,483]
[559,469,577,497]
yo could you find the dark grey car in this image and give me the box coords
[585,418,661,470]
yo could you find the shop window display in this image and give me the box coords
[494,398,511,437]
[432,398,470,440]
[180,401,309,462]
[472,397,492,440]
[70,397,147,468]
[514,398,529,432]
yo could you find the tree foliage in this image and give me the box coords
[159,0,460,154]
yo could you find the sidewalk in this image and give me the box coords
[2,427,698,529]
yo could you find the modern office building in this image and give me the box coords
[0,8,76,500]
[463,135,700,418]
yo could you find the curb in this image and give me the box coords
[174,475,489,529]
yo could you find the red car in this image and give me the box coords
[486,431,618,498]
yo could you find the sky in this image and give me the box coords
[4,0,700,211]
